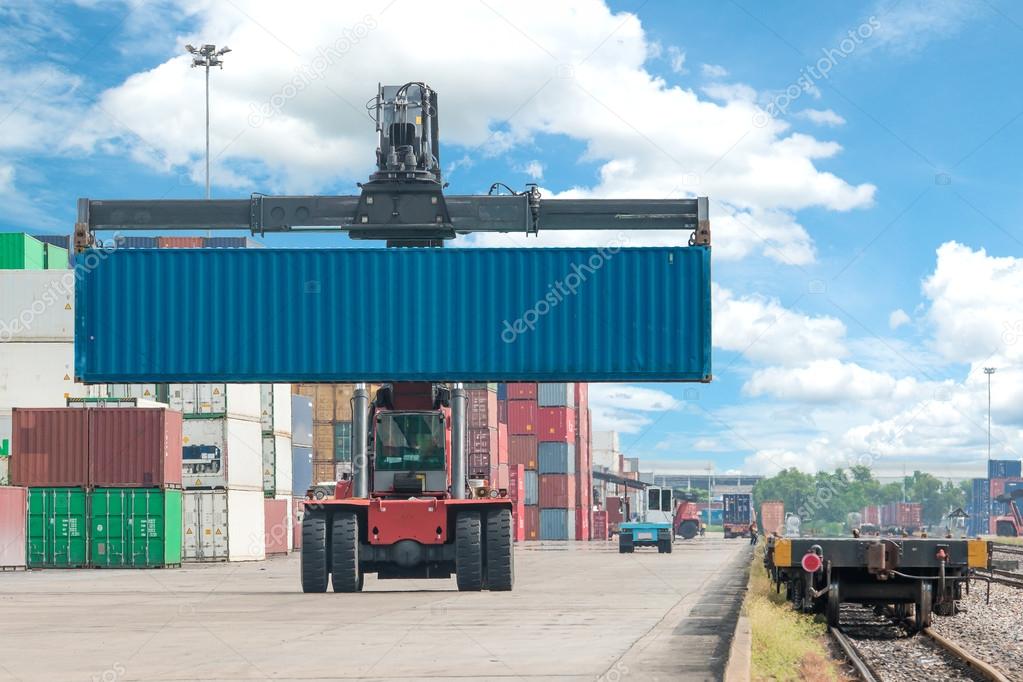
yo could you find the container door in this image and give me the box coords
[208,491,229,560]
[260,384,274,432]
[91,489,126,567]
[262,434,276,497]
[127,489,160,568]
[29,488,87,567]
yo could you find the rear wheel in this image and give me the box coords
[301,510,329,593]
[485,508,514,591]
[914,582,933,630]
[331,511,362,593]
[619,532,634,553]
[455,511,483,591]
[678,520,698,540]
[826,579,841,627]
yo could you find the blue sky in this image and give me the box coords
[1,0,1021,479]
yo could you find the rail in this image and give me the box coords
[921,627,1011,682]
[828,626,882,682]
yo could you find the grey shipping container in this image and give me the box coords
[203,237,263,248]
[292,445,313,498]
[114,236,158,249]
[537,383,576,408]
[291,396,313,447]
[524,470,539,506]
[540,508,576,540]
[538,442,575,475]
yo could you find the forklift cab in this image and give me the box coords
[645,486,674,525]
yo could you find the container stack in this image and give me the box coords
[465,383,506,487]
[171,384,266,562]
[291,395,314,550]
[293,384,360,484]
[1,240,103,486]
[502,382,590,541]
[760,501,785,536]
[9,407,183,569]
[260,384,293,553]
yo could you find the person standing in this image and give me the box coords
[749,521,759,546]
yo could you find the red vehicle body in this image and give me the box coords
[993,490,1023,537]
[302,383,514,593]
[673,499,702,539]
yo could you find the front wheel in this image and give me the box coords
[331,511,362,593]
[619,532,634,553]
[485,508,514,591]
[455,512,483,591]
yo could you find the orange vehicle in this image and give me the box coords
[301,383,513,593]
[673,495,702,539]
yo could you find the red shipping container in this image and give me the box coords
[606,496,625,529]
[513,500,526,542]
[264,498,290,555]
[467,389,498,429]
[0,486,27,568]
[467,452,496,479]
[592,510,609,540]
[10,408,89,487]
[468,427,497,455]
[574,382,589,410]
[539,473,576,508]
[497,423,508,465]
[991,478,1023,499]
[576,506,591,541]
[861,505,881,526]
[90,408,183,487]
[507,382,537,400]
[509,435,537,469]
[292,498,304,550]
[508,464,525,502]
[524,505,539,540]
[508,401,537,435]
[538,407,575,442]
[157,236,203,248]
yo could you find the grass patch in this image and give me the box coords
[746,547,848,681]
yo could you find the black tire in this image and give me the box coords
[313,489,326,500]
[619,532,634,553]
[933,601,955,617]
[455,511,483,591]
[485,508,514,591]
[301,510,329,593]
[331,511,362,593]
[678,520,698,540]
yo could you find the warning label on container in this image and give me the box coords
[194,478,202,486]
[213,387,221,395]
[64,303,71,310]
[204,529,211,535]
[63,374,71,381]
[185,528,193,535]
[215,528,223,535]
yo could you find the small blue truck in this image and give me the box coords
[618,486,674,554]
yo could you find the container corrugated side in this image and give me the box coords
[524,470,538,506]
[508,435,537,470]
[181,488,265,562]
[264,498,289,555]
[76,247,712,382]
[89,408,183,487]
[0,486,27,567]
[538,442,575,474]
[508,401,537,436]
[537,383,575,408]
[0,233,45,270]
[10,409,89,486]
[181,417,262,490]
[538,473,575,508]
[539,508,575,540]
[0,270,76,341]
[227,488,266,561]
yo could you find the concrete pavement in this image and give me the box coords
[0,536,752,681]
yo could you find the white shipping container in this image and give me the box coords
[262,433,293,497]
[182,417,263,491]
[258,383,293,435]
[106,384,161,402]
[591,430,620,453]
[182,489,266,562]
[168,384,261,421]
[0,342,101,409]
[0,270,76,342]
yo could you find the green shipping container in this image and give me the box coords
[27,488,88,567]
[90,488,182,568]
[0,233,46,270]
[44,243,68,269]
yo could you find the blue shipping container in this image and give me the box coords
[75,247,711,383]
[291,445,314,498]
[538,442,575,474]
[497,383,507,401]
[524,470,539,506]
[539,508,575,540]
[989,459,1022,479]
[291,396,313,448]
[203,237,263,248]
[537,383,575,408]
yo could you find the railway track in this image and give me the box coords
[829,604,1009,682]
[975,567,1023,589]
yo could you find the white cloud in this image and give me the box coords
[519,159,544,180]
[867,0,981,55]
[796,108,846,126]
[743,359,929,404]
[0,163,13,193]
[587,383,679,435]
[700,63,728,79]
[667,45,686,73]
[43,0,873,265]
[713,284,847,365]
[888,308,910,330]
[701,82,757,103]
